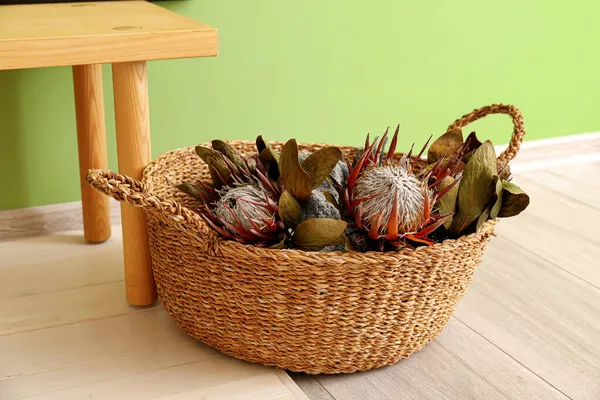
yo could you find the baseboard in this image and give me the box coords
[0,199,122,242]
[1,132,599,241]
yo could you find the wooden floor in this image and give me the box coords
[292,136,600,400]
[0,232,308,399]
[1,135,599,399]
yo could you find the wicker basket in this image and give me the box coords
[87,104,525,374]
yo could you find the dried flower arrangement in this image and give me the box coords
[177,127,529,252]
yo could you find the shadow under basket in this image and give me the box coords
[87,104,525,374]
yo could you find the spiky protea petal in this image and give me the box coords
[353,160,430,236]
[214,183,276,235]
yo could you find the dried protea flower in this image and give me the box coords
[177,137,348,250]
[201,180,285,246]
[353,160,430,238]
[341,126,467,251]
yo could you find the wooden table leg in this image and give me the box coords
[112,61,157,306]
[73,64,111,243]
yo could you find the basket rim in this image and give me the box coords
[143,143,498,260]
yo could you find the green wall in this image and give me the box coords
[1,0,599,210]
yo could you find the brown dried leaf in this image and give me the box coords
[301,147,342,188]
[278,190,302,227]
[256,135,268,154]
[212,140,248,171]
[292,218,347,251]
[279,139,313,201]
[465,131,483,153]
[428,128,464,163]
[323,191,339,209]
[435,176,459,230]
[450,141,497,235]
[498,181,530,217]
[195,146,231,188]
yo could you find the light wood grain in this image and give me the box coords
[0,229,123,299]
[0,200,121,242]
[0,310,192,379]
[306,318,567,400]
[18,362,293,400]
[112,60,156,306]
[73,63,111,243]
[0,1,218,70]
[0,232,306,400]
[454,237,600,400]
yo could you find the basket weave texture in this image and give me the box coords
[87,104,525,374]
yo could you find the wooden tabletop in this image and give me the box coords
[0,1,218,70]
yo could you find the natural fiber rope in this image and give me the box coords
[446,103,525,164]
[85,104,523,374]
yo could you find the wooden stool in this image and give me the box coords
[0,1,218,306]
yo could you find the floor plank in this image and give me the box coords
[310,318,566,400]
[0,231,307,399]
[0,309,192,379]
[454,236,600,400]
[17,358,292,400]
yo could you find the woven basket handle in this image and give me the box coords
[86,169,206,231]
[446,103,525,164]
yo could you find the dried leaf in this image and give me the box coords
[475,204,492,232]
[212,140,248,171]
[463,151,474,164]
[301,147,342,188]
[278,190,302,227]
[345,235,358,252]
[268,239,286,249]
[465,131,483,153]
[195,146,231,188]
[435,176,459,229]
[498,181,530,217]
[497,159,511,180]
[323,191,339,209]
[490,175,503,219]
[427,128,464,163]
[257,138,281,181]
[176,183,205,202]
[256,135,268,154]
[292,218,347,251]
[279,139,313,201]
[450,141,497,235]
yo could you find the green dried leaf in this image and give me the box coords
[278,190,302,227]
[490,175,503,219]
[435,176,459,230]
[301,147,342,188]
[450,141,497,235]
[498,181,530,217]
[475,204,492,232]
[279,139,313,201]
[463,151,474,164]
[428,128,464,163]
[323,191,339,209]
[212,140,248,171]
[176,183,204,201]
[497,159,511,180]
[195,146,231,188]
[292,218,347,251]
